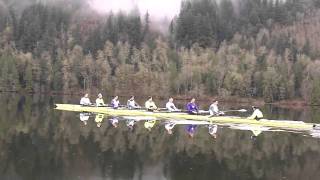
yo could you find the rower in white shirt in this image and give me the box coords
[248,106,263,120]
[127,96,141,109]
[80,93,92,106]
[209,100,224,116]
[166,97,180,112]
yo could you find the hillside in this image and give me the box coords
[1,0,320,104]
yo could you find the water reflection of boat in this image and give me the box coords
[228,124,271,137]
[76,112,320,139]
[309,127,320,138]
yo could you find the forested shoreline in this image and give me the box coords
[1,0,320,104]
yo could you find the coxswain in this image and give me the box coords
[247,106,263,120]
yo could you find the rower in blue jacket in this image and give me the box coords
[186,98,199,115]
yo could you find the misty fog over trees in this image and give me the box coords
[1,0,320,104]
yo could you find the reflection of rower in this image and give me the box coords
[80,113,90,125]
[144,120,156,131]
[208,124,218,139]
[95,114,104,127]
[165,122,176,134]
[109,118,119,128]
[186,124,197,138]
[126,119,136,130]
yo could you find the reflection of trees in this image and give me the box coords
[1,95,320,179]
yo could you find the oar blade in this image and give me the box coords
[238,109,247,112]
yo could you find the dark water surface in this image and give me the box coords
[1,93,320,180]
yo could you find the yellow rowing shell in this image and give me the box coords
[55,104,317,131]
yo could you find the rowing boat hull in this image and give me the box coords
[55,104,316,131]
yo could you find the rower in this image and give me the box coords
[165,122,176,134]
[127,96,141,109]
[186,98,199,115]
[248,106,263,120]
[80,93,92,106]
[166,97,180,112]
[111,96,120,109]
[209,100,224,116]
[145,96,158,111]
[208,124,218,139]
[96,93,106,107]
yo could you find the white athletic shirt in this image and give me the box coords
[80,97,91,105]
[166,102,178,111]
[209,103,219,115]
[111,99,120,108]
[249,109,263,119]
[127,99,139,109]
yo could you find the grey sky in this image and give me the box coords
[89,0,182,19]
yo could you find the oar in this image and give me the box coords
[222,109,247,113]
[208,109,247,117]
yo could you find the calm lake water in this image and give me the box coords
[1,93,320,180]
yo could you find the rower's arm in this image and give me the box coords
[186,104,191,111]
[153,102,158,109]
[173,104,179,110]
[247,110,257,119]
